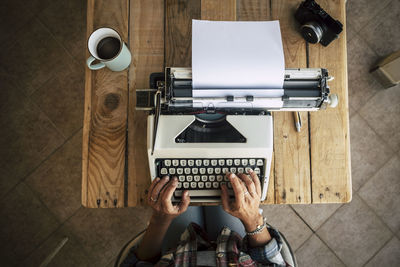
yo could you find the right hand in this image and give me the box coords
[147,176,190,222]
[221,170,264,231]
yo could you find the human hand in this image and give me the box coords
[221,170,263,232]
[147,176,190,222]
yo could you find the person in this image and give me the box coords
[121,170,294,266]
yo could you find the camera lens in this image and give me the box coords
[300,21,323,44]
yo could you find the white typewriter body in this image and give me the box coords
[147,114,273,201]
[137,67,338,202]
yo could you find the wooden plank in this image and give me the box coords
[165,0,201,67]
[82,0,95,207]
[82,0,129,208]
[128,0,165,206]
[264,153,275,204]
[238,0,270,21]
[201,0,236,20]
[271,0,311,204]
[237,0,275,204]
[308,0,351,203]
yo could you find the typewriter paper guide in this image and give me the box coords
[192,20,285,98]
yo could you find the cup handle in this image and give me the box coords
[86,56,105,70]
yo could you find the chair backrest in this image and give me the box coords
[114,229,146,267]
[271,226,297,267]
[115,227,296,267]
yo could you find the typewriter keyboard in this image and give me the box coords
[155,158,265,199]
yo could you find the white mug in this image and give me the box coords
[87,27,131,71]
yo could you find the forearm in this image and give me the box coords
[135,214,173,262]
[242,214,272,247]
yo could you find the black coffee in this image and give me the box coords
[96,37,121,60]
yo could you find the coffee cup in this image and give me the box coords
[87,27,131,71]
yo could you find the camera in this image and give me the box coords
[295,0,343,46]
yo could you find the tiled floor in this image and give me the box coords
[0,0,399,266]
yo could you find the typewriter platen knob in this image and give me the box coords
[328,94,339,108]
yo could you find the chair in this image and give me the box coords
[274,226,298,267]
[114,229,146,267]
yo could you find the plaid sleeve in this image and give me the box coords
[248,238,285,265]
[246,228,286,266]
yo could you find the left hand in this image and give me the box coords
[147,176,190,221]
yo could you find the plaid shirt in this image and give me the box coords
[123,223,289,267]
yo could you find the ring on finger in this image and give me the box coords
[244,191,250,196]
[150,196,158,202]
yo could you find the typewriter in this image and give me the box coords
[136,67,338,202]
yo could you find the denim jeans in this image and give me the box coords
[161,205,246,253]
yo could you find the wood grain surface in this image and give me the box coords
[201,0,236,21]
[165,0,201,67]
[83,0,351,207]
[128,0,165,206]
[82,0,129,208]
[238,0,270,21]
[271,0,311,204]
[308,0,352,203]
[82,0,95,207]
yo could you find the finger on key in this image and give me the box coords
[178,190,190,213]
[220,184,231,213]
[161,177,178,210]
[235,174,248,192]
[151,176,170,200]
[237,173,256,197]
[248,169,261,196]
[147,177,160,203]
[228,173,245,204]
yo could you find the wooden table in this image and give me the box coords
[82,0,351,208]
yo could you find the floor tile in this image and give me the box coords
[260,205,313,251]
[106,257,118,267]
[295,234,344,267]
[346,0,391,34]
[20,226,93,267]
[345,24,356,45]
[291,203,342,231]
[349,113,393,191]
[317,194,392,267]
[359,155,400,232]
[349,105,356,118]
[25,130,83,222]
[30,63,85,137]
[0,71,25,113]
[0,183,60,266]
[359,84,400,152]
[359,0,400,57]
[365,236,400,267]
[0,18,75,96]
[64,206,151,266]
[38,0,87,62]
[0,95,65,198]
[15,0,52,16]
[0,1,34,46]
[347,34,383,112]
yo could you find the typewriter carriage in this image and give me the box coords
[136,67,338,114]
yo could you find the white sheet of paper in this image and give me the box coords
[192,20,285,97]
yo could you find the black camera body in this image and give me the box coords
[295,0,343,46]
